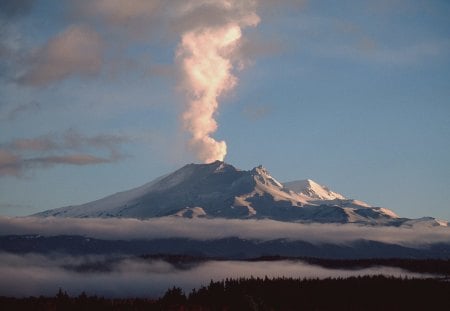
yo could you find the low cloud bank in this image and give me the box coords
[0,217,449,246]
[0,253,432,298]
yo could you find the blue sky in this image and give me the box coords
[1,0,449,220]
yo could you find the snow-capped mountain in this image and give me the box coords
[283,179,346,200]
[35,161,446,226]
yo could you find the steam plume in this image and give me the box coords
[176,1,259,163]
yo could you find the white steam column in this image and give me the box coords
[176,1,259,163]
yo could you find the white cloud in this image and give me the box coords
[0,217,449,246]
[0,252,431,297]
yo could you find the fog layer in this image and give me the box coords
[1,217,449,246]
[0,253,433,298]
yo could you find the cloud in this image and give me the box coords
[74,0,163,26]
[0,217,449,246]
[2,129,126,153]
[0,18,28,82]
[320,39,450,65]
[171,1,258,33]
[0,252,432,297]
[0,150,20,177]
[0,130,127,177]
[7,1,270,89]
[7,1,295,88]
[5,136,57,152]
[369,41,450,65]
[0,0,35,19]
[294,15,450,66]
[175,0,260,163]
[25,154,116,166]
[73,0,260,37]
[18,25,103,87]
[0,152,119,178]
[5,101,41,121]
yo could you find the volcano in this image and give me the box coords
[35,161,447,226]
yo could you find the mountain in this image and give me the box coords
[35,161,446,226]
[283,179,346,200]
[2,235,450,259]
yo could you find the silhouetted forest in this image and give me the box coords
[1,275,450,310]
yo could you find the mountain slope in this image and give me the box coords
[34,161,443,226]
[36,161,307,220]
[283,179,346,200]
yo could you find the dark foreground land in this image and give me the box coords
[1,275,450,310]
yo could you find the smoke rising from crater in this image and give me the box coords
[176,1,259,163]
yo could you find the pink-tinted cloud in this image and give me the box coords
[5,1,300,88]
[18,25,103,86]
[0,130,127,177]
[74,0,163,26]
[176,0,260,163]
[3,130,126,153]
[0,150,21,177]
[0,152,121,177]
[8,137,57,152]
[26,154,114,166]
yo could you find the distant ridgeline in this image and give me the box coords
[2,235,450,259]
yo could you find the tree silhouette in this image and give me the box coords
[1,275,449,310]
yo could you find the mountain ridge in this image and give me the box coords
[34,161,447,226]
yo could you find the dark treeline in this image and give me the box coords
[0,289,158,311]
[1,275,450,310]
[186,275,450,310]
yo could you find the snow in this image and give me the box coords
[35,173,169,218]
[34,161,447,227]
[401,217,449,228]
[436,219,449,227]
[376,208,399,218]
[251,166,309,206]
[351,200,372,208]
[283,179,346,200]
